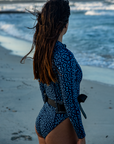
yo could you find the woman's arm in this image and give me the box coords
[77,137,86,144]
[39,82,46,102]
[58,55,86,139]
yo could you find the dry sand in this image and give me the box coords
[0,43,114,144]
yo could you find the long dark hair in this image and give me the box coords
[20,0,70,85]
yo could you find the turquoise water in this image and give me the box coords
[0,1,114,69]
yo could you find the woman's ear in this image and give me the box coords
[63,23,69,35]
[65,23,67,28]
[65,22,69,29]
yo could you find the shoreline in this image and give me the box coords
[0,34,114,86]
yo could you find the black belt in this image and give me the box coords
[44,94,66,113]
[44,93,87,119]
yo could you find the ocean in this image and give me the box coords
[0,0,114,69]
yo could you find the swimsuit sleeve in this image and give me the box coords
[39,82,45,102]
[58,55,86,139]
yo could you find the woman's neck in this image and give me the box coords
[57,34,63,43]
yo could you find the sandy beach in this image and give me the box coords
[0,36,114,144]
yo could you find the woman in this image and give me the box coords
[21,0,86,144]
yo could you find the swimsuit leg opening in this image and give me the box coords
[35,125,46,144]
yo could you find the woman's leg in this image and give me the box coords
[35,126,46,144]
[45,118,79,144]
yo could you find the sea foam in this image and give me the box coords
[0,1,114,70]
[0,1,114,12]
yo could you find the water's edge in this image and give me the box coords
[0,34,114,86]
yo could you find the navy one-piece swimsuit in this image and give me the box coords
[35,41,86,139]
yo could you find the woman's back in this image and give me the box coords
[40,41,82,101]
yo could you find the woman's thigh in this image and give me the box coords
[45,118,79,144]
[35,126,46,144]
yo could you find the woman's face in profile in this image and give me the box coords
[64,21,69,35]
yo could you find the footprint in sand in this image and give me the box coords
[11,130,32,141]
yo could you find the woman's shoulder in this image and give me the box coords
[53,41,75,62]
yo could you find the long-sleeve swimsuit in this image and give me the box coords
[35,41,86,139]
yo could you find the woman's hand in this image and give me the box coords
[77,137,86,144]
